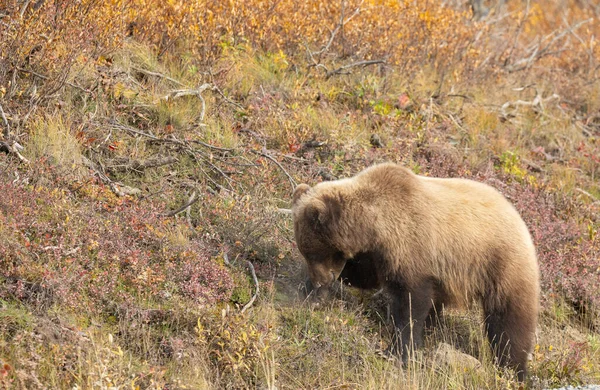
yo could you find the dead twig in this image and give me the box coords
[0,103,10,138]
[500,92,560,120]
[105,121,240,191]
[506,18,592,72]
[575,188,600,204]
[106,155,178,173]
[131,66,186,87]
[503,0,530,67]
[211,84,245,111]
[325,60,386,79]
[241,260,259,313]
[82,156,140,197]
[165,191,199,217]
[0,141,30,163]
[164,84,212,122]
[311,4,362,58]
[16,67,90,93]
[252,149,297,191]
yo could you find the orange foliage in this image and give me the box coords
[1,0,598,91]
[1,0,482,76]
[124,0,482,72]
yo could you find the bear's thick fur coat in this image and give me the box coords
[292,163,539,381]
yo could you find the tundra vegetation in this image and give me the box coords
[0,0,599,389]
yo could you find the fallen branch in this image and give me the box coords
[108,120,160,140]
[131,66,186,87]
[191,139,235,153]
[252,149,297,191]
[106,155,178,172]
[165,191,199,217]
[325,59,386,79]
[0,103,9,138]
[82,156,140,197]
[0,141,30,163]
[500,92,560,120]
[241,260,259,313]
[16,67,90,93]
[503,0,530,68]
[105,121,239,191]
[164,84,213,122]
[211,84,245,111]
[575,188,600,204]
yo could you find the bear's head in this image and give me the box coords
[291,183,349,295]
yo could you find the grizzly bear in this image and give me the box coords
[292,163,539,381]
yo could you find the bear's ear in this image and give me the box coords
[304,194,342,234]
[304,200,327,231]
[292,184,311,204]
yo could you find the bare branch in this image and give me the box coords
[106,155,178,172]
[506,18,592,72]
[311,4,362,58]
[16,67,90,93]
[107,120,238,191]
[165,191,199,217]
[131,66,186,87]
[252,149,296,191]
[191,140,235,152]
[164,84,212,122]
[0,104,9,138]
[241,260,259,313]
[108,120,159,140]
[325,59,386,79]
[575,188,600,204]
[82,156,140,197]
[503,0,530,67]
[211,84,245,111]
[0,141,30,163]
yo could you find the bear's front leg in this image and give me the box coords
[387,280,435,363]
[338,252,381,290]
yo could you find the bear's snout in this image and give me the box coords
[302,278,332,302]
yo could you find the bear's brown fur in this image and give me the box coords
[292,163,539,381]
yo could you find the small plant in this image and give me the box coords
[499,151,528,182]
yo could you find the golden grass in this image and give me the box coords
[26,114,84,174]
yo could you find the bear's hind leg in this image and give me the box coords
[484,298,536,382]
[387,280,435,363]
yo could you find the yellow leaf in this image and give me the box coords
[113,82,125,98]
[122,89,137,99]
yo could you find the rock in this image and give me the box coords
[433,342,482,372]
[370,134,384,148]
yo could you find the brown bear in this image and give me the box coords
[292,162,539,381]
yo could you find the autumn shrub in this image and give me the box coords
[0,0,486,108]
[0,160,233,314]
[0,1,125,123]
[487,176,599,317]
[196,308,271,388]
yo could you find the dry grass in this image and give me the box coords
[26,115,84,174]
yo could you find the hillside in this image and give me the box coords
[0,1,599,388]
